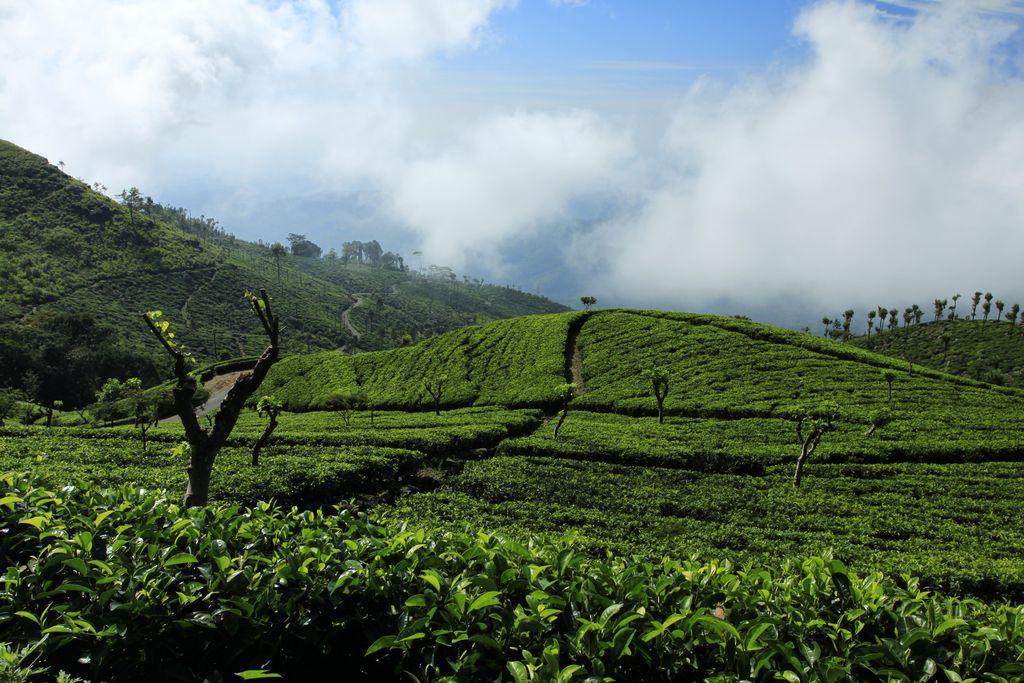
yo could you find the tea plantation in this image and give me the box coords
[3,309,1024,681]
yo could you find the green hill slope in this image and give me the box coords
[264,308,1023,428]
[4,305,1024,680]
[850,318,1024,386]
[255,308,1024,594]
[0,139,568,406]
[259,311,584,411]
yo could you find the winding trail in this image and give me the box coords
[16,265,219,324]
[565,316,588,394]
[341,294,367,340]
[180,265,221,326]
[159,370,248,423]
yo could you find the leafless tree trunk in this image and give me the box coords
[144,290,280,506]
[251,412,278,467]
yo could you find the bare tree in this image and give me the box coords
[251,395,281,467]
[552,382,577,439]
[647,369,670,424]
[793,401,838,488]
[423,374,447,416]
[143,290,280,506]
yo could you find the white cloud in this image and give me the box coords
[3,0,1024,316]
[388,110,632,267]
[879,0,1024,18]
[589,0,1024,309]
[0,0,514,192]
[343,0,517,63]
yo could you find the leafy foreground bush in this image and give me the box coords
[1,474,1022,682]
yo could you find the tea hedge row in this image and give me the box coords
[498,410,1024,471]
[2,474,1022,681]
[258,313,583,411]
[395,456,1024,599]
[146,406,541,455]
[5,407,541,458]
[574,311,1024,420]
[0,434,421,507]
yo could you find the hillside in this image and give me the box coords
[850,318,1024,386]
[258,309,1024,593]
[4,308,1024,679]
[0,139,568,406]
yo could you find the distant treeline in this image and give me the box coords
[820,291,1022,340]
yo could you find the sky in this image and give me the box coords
[2,0,1024,324]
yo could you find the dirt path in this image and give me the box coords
[17,265,219,324]
[341,294,367,340]
[160,370,248,423]
[565,317,588,394]
[570,341,585,392]
[181,265,220,326]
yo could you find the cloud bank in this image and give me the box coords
[590,1,1024,309]
[389,110,632,266]
[2,0,1023,316]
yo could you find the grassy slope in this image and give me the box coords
[330,309,1024,596]
[850,318,1024,386]
[0,139,568,365]
[263,308,1024,423]
[258,311,584,410]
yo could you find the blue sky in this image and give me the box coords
[2,0,1024,322]
[461,1,809,69]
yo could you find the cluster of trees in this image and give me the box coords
[264,236,407,272]
[820,291,1024,340]
[117,187,230,242]
[329,240,405,271]
[820,310,858,341]
[0,311,161,425]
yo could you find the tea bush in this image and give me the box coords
[2,474,1023,682]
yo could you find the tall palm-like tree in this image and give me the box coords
[949,293,961,320]
[971,292,983,320]
[842,310,854,340]
[270,242,287,284]
[1007,304,1020,334]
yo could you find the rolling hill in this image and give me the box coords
[257,309,1024,595]
[850,318,1024,386]
[0,139,568,405]
[4,307,1024,679]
